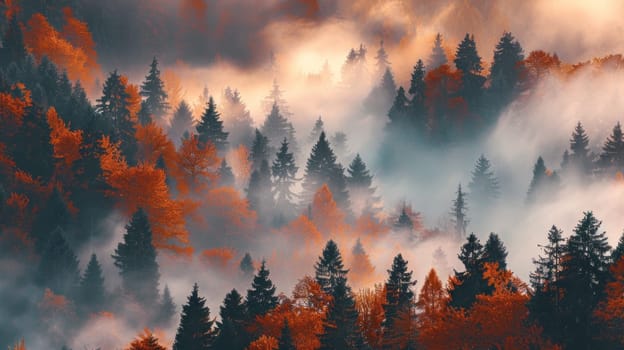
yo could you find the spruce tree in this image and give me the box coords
[138,100,152,125]
[278,319,296,350]
[240,252,255,277]
[214,289,248,350]
[112,208,160,306]
[158,285,176,327]
[454,33,485,111]
[249,129,270,171]
[346,154,381,216]
[468,155,500,205]
[612,232,624,264]
[427,33,448,69]
[246,260,278,320]
[568,122,592,174]
[527,156,560,202]
[449,233,485,309]
[315,240,349,295]
[308,116,325,145]
[79,254,106,312]
[218,159,235,187]
[140,57,169,120]
[559,212,611,350]
[302,132,350,211]
[319,275,364,350]
[481,233,508,270]
[261,103,298,156]
[37,227,80,297]
[407,59,427,134]
[222,87,254,148]
[169,100,194,145]
[382,254,416,349]
[394,204,414,234]
[173,283,216,350]
[31,188,71,253]
[450,184,468,238]
[488,32,525,113]
[387,86,410,131]
[196,96,228,152]
[272,138,298,223]
[599,122,624,173]
[246,159,274,224]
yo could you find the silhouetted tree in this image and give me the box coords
[599,122,624,174]
[249,129,270,171]
[488,32,525,114]
[246,260,278,320]
[79,254,106,312]
[450,184,468,238]
[140,57,169,121]
[261,103,298,156]
[309,116,325,145]
[158,285,176,327]
[247,159,273,224]
[173,283,216,350]
[319,274,364,349]
[272,138,298,224]
[407,59,427,135]
[315,240,349,295]
[278,319,296,350]
[612,232,624,264]
[394,204,414,234]
[346,154,381,216]
[240,253,255,277]
[196,96,228,152]
[214,289,247,350]
[31,188,71,253]
[37,227,80,297]
[482,233,508,270]
[382,254,416,349]
[449,233,484,309]
[454,33,485,112]
[527,156,560,202]
[169,100,194,146]
[566,122,593,175]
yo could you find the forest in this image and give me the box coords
[1,0,624,349]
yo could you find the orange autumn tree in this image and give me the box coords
[99,136,191,255]
[177,135,219,194]
[135,122,177,167]
[349,239,375,288]
[226,144,252,187]
[47,107,82,169]
[594,257,624,345]
[417,268,447,327]
[125,329,167,350]
[120,76,142,122]
[355,284,386,348]
[311,184,346,237]
[200,247,236,269]
[0,83,32,139]
[61,7,99,76]
[524,50,561,85]
[247,335,278,350]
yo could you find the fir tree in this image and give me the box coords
[196,96,228,152]
[272,138,299,223]
[527,156,560,202]
[427,33,448,69]
[387,86,410,132]
[568,122,592,174]
[454,33,485,111]
[31,188,71,253]
[302,132,350,211]
[246,159,273,224]
[246,260,278,320]
[79,254,106,312]
[612,232,624,264]
[173,283,216,350]
[468,155,500,205]
[158,285,176,327]
[214,289,248,350]
[315,240,349,295]
[278,319,296,350]
[37,227,80,297]
[140,57,169,120]
[309,116,325,145]
[261,103,298,156]
[407,59,427,134]
[240,253,255,277]
[488,32,525,113]
[382,254,416,349]
[319,275,364,350]
[449,233,485,309]
[263,79,292,119]
[599,122,624,173]
[222,87,254,148]
[169,100,194,146]
[112,208,160,306]
[249,129,270,171]
[218,159,235,187]
[450,184,468,238]
[559,212,611,350]
[346,154,381,216]
[482,233,508,270]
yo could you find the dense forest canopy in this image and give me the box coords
[2,0,624,349]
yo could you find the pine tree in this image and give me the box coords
[31,188,71,253]
[37,227,81,297]
[261,103,298,156]
[454,33,485,111]
[246,260,278,320]
[374,40,390,79]
[315,240,349,295]
[449,233,485,309]
[240,253,255,277]
[599,122,624,173]
[79,254,106,312]
[249,129,271,171]
[346,154,381,216]
[169,100,194,145]
[568,121,592,174]
[382,254,416,349]
[488,32,525,113]
[482,233,508,270]
[468,155,500,205]
[0,15,27,67]
[319,274,364,350]
[112,208,160,307]
[527,156,560,202]
[612,232,624,264]
[158,285,176,327]
[214,289,248,350]
[196,96,228,152]
[407,59,427,134]
[218,159,235,187]
[559,212,611,350]
[309,116,325,145]
[427,33,448,69]
[263,79,292,119]
[387,86,410,131]
[140,57,169,120]
[450,184,468,238]
[272,138,298,224]
[246,159,274,224]
[302,132,350,211]
[278,319,296,350]
[173,283,216,350]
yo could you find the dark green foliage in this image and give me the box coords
[315,240,349,295]
[407,59,427,135]
[196,96,228,151]
[249,129,270,171]
[0,15,27,67]
[527,156,560,202]
[218,159,235,187]
[278,319,296,350]
[245,260,278,320]
[302,132,350,211]
[140,57,169,120]
[10,105,54,181]
[612,232,624,264]
[449,233,486,309]
[482,233,508,270]
[488,32,525,113]
[79,254,106,312]
[450,184,468,238]
[112,209,160,306]
[319,274,364,350]
[138,100,153,126]
[246,159,273,224]
[566,122,593,174]
[382,254,415,349]
[559,212,611,350]
[173,283,216,350]
[387,86,410,131]
[272,138,298,223]
[261,103,298,157]
[468,155,499,205]
[427,33,448,69]
[240,253,255,277]
[31,188,71,253]
[346,154,380,215]
[169,100,194,145]
[214,289,248,350]
[37,227,80,297]
[157,285,176,327]
[454,33,485,112]
[599,122,624,173]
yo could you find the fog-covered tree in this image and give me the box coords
[272,138,298,224]
[488,32,525,113]
[468,155,499,205]
[427,33,448,70]
[346,154,381,216]
[450,184,468,238]
[222,87,254,148]
[140,57,169,122]
[599,122,624,174]
[196,96,228,152]
[261,103,298,156]
[79,254,106,312]
[218,159,235,187]
[169,100,194,146]
[37,227,80,297]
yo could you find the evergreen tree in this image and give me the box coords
[559,212,611,350]
[261,103,298,156]
[346,154,381,216]
[246,159,274,224]
[214,289,247,350]
[218,159,235,187]
[272,138,299,223]
[263,79,292,119]
[427,33,448,69]
[567,121,592,174]
[169,100,194,146]
[140,57,169,121]
[79,254,106,312]
[482,233,508,270]
[468,154,500,205]
[382,254,416,349]
[246,260,278,320]
[112,208,160,306]
[138,100,152,126]
[449,233,485,309]
[37,227,80,297]
[0,15,27,67]
[31,188,71,253]
[330,132,350,163]
[249,129,270,171]
[222,87,254,148]
[374,40,390,79]
[488,32,525,113]
[308,116,325,145]
[450,184,468,238]
[278,319,296,350]
[599,122,624,173]
[454,33,485,111]
[302,132,350,211]
[527,156,560,202]
[394,204,414,234]
[315,240,349,295]
[173,283,216,350]
[158,285,176,327]
[612,232,624,264]
[240,253,255,277]
[387,86,410,132]
[407,59,427,134]
[196,96,228,152]
[319,274,364,350]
